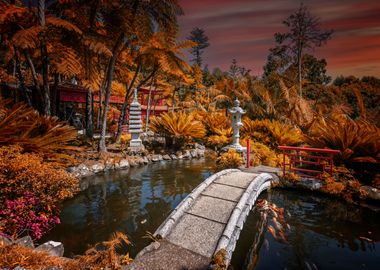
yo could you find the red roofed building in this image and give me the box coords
[57,83,168,130]
[139,87,168,120]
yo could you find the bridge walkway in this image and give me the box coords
[125,167,279,269]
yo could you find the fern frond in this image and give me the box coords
[12,26,42,50]
[49,44,82,77]
[46,15,82,34]
[0,4,27,24]
[83,37,112,57]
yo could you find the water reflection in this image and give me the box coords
[43,162,379,269]
[42,159,215,257]
[232,189,380,270]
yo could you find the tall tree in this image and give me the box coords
[188,27,209,67]
[0,1,83,114]
[273,4,332,98]
[114,33,193,144]
[302,54,331,85]
[228,59,251,81]
[97,0,184,151]
[38,0,51,116]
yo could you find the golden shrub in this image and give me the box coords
[305,117,380,166]
[241,140,283,167]
[206,135,230,149]
[0,232,132,270]
[283,172,301,183]
[195,111,233,148]
[322,177,345,195]
[150,111,205,148]
[119,133,132,145]
[269,121,303,147]
[241,118,303,149]
[216,149,243,169]
[321,166,368,202]
[199,111,231,134]
[0,101,78,166]
[242,118,279,146]
[0,145,79,239]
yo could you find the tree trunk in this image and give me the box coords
[51,73,59,116]
[39,0,51,116]
[115,61,158,144]
[14,49,32,106]
[172,87,177,112]
[297,47,303,99]
[86,90,94,138]
[98,33,126,152]
[96,74,107,130]
[114,62,142,144]
[145,83,155,132]
[24,51,43,103]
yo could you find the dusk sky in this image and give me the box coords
[178,0,380,78]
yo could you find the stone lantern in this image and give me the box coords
[228,98,246,151]
[129,89,143,148]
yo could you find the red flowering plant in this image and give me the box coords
[0,192,61,239]
[0,146,79,240]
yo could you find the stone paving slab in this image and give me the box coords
[124,239,210,270]
[202,183,244,202]
[241,165,282,175]
[215,171,257,188]
[167,213,225,257]
[187,195,236,223]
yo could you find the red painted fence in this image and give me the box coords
[278,146,340,179]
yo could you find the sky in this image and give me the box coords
[178,0,380,78]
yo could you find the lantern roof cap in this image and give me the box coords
[229,98,246,114]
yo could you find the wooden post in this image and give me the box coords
[246,139,250,168]
[283,149,286,176]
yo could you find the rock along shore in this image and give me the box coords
[67,144,206,179]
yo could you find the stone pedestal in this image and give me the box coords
[129,89,144,148]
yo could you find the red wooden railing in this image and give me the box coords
[246,139,251,168]
[278,146,340,179]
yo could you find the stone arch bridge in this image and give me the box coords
[125,168,279,270]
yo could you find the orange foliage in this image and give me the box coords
[216,149,243,169]
[150,111,205,142]
[0,101,78,166]
[0,232,132,270]
[241,118,303,149]
[0,145,79,239]
[305,117,380,166]
[321,166,367,202]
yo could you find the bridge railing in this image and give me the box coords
[278,146,340,179]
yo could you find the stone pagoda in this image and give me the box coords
[129,89,143,148]
[225,98,246,152]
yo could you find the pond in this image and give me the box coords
[42,158,216,257]
[43,159,379,269]
[231,189,380,270]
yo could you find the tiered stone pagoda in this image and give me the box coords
[129,89,143,148]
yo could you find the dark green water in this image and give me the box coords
[42,158,215,257]
[43,160,380,270]
[231,190,380,270]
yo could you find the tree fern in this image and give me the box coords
[0,3,27,24]
[11,26,42,50]
[46,15,82,34]
[49,44,82,77]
